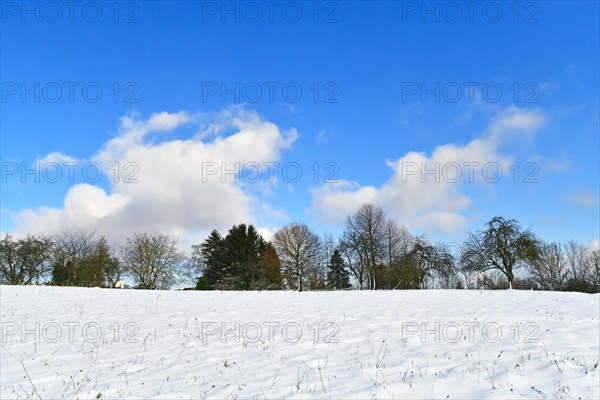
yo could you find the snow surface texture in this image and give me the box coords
[1,286,599,399]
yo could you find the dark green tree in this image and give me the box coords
[52,260,73,286]
[222,224,266,289]
[193,225,268,290]
[192,230,227,288]
[326,249,351,289]
[195,276,208,290]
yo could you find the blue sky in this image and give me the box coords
[1,1,598,249]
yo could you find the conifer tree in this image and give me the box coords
[327,249,351,289]
[193,230,227,288]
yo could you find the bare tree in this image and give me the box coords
[527,242,570,290]
[272,223,322,292]
[344,204,388,289]
[584,249,600,291]
[339,229,367,290]
[314,233,336,289]
[123,233,185,290]
[321,233,336,269]
[564,241,588,282]
[385,219,412,266]
[460,216,540,289]
[0,234,54,284]
[431,242,458,288]
[461,268,477,289]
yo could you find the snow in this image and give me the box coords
[1,286,598,399]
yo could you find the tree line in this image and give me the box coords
[1,204,599,293]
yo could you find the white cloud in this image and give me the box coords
[13,109,297,247]
[310,180,378,224]
[568,192,600,208]
[484,106,545,142]
[414,211,469,235]
[36,152,80,165]
[311,106,546,235]
[529,155,571,172]
[316,129,331,145]
[256,227,276,242]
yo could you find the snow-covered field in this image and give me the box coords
[1,286,598,399]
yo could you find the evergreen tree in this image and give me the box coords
[52,260,73,286]
[195,276,208,290]
[97,237,123,288]
[77,254,104,287]
[80,237,119,287]
[194,230,227,288]
[194,225,268,290]
[327,249,351,289]
[222,224,266,289]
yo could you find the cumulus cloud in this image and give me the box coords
[311,106,546,235]
[13,109,297,246]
